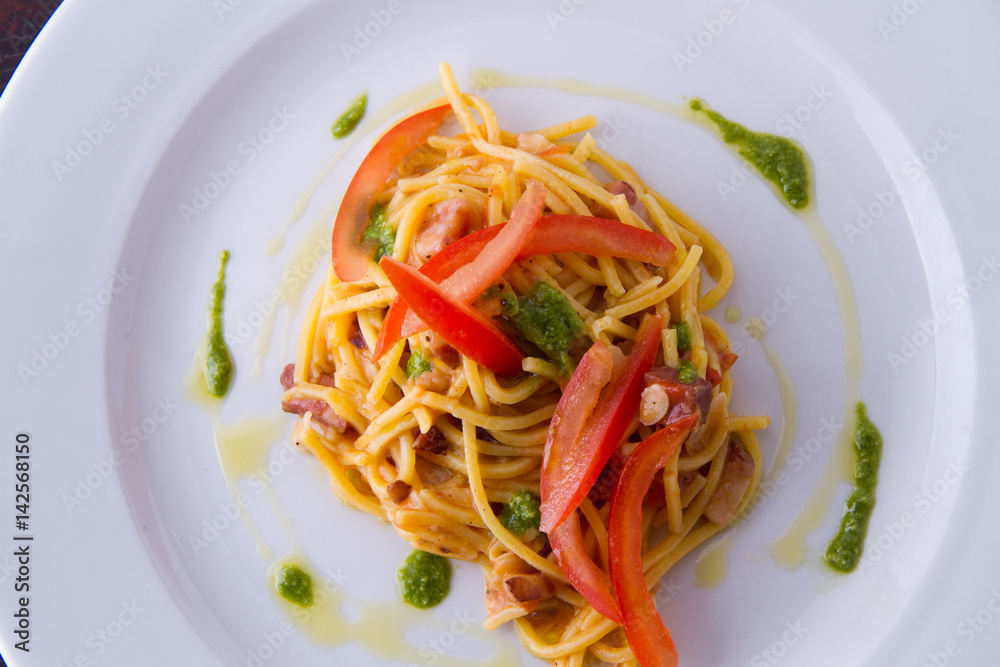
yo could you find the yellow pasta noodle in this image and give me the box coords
[279,63,769,667]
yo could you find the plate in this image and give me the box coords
[2,1,999,665]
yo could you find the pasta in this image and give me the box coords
[280,63,769,666]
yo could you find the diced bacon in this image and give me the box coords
[279,363,295,391]
[413,426,448,455]
[282,362,337,389]
[411,198,482,264]
[602,180,650,223]
[643,365,713,426]
[717,347,738,371]
[703,443,755,525]
[515,132,567,156]
[426,331,461,369]
[280,397,347,433]
[504,573,555,603]
[348,319,367,349]
[705,331,739,372]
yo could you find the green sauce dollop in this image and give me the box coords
[500,489,542,536]
[674,321,692,354]
[398,550,451,609]
[677,359,698,384]
[406,348,431,379]
[331,90,367,139]
[361,202,395,262]
[204,250,234,397]
[825,402,884,572]
[510,282,584,369]
[690,99,810,210]
[275,564,313,608]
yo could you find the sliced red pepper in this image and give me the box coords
[548,510,622,625]
[540,341,613,533]
[393,181,546,340]
[331,104,451,282]
[372,181,544,359]
[539,313,664,534]
[378,257,524,377]
[372,215,675,360]
[608,414,697,667]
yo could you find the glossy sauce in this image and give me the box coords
[694,534,733,589]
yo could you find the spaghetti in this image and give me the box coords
[281,63,769,667]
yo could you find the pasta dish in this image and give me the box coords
[280,63,768,667]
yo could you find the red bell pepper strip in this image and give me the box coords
[540,341,613,533]
[393,181,546,338]
[548,510,623,626]
[378,257,524,377]
[372,181,544,359]
[331,104,451,282]
[542,343,616,622]
[539,313,664,534]
[372,215,676,360]
[608,414,697,667]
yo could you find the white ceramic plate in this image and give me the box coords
[2,1,999,665]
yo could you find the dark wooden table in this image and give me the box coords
[1,0,62,96]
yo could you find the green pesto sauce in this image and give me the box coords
[204,250,234,398]
[689,99,810,210]
[677,359,698,384]
[500,489,542,536]
[397,550,451,609]
[330,90,367,139]
[825,402,884,572]
[510,282,584,369]
[674,321,692,353]
[406,348,431,379]
[275,564,313,608]
[361,202,395,262]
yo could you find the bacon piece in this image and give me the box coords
[601,180,650,224]
[426,331,461,369]
[703,443,755,525]
[504,573,555,603]
[413,426,448,455]
[279,363,295,391]
[348,319,367,350]
[411,198,482,264]
[717,347,738,371]
[515,132,568,157]
[643,366,713,426]
[280,397,347,433]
